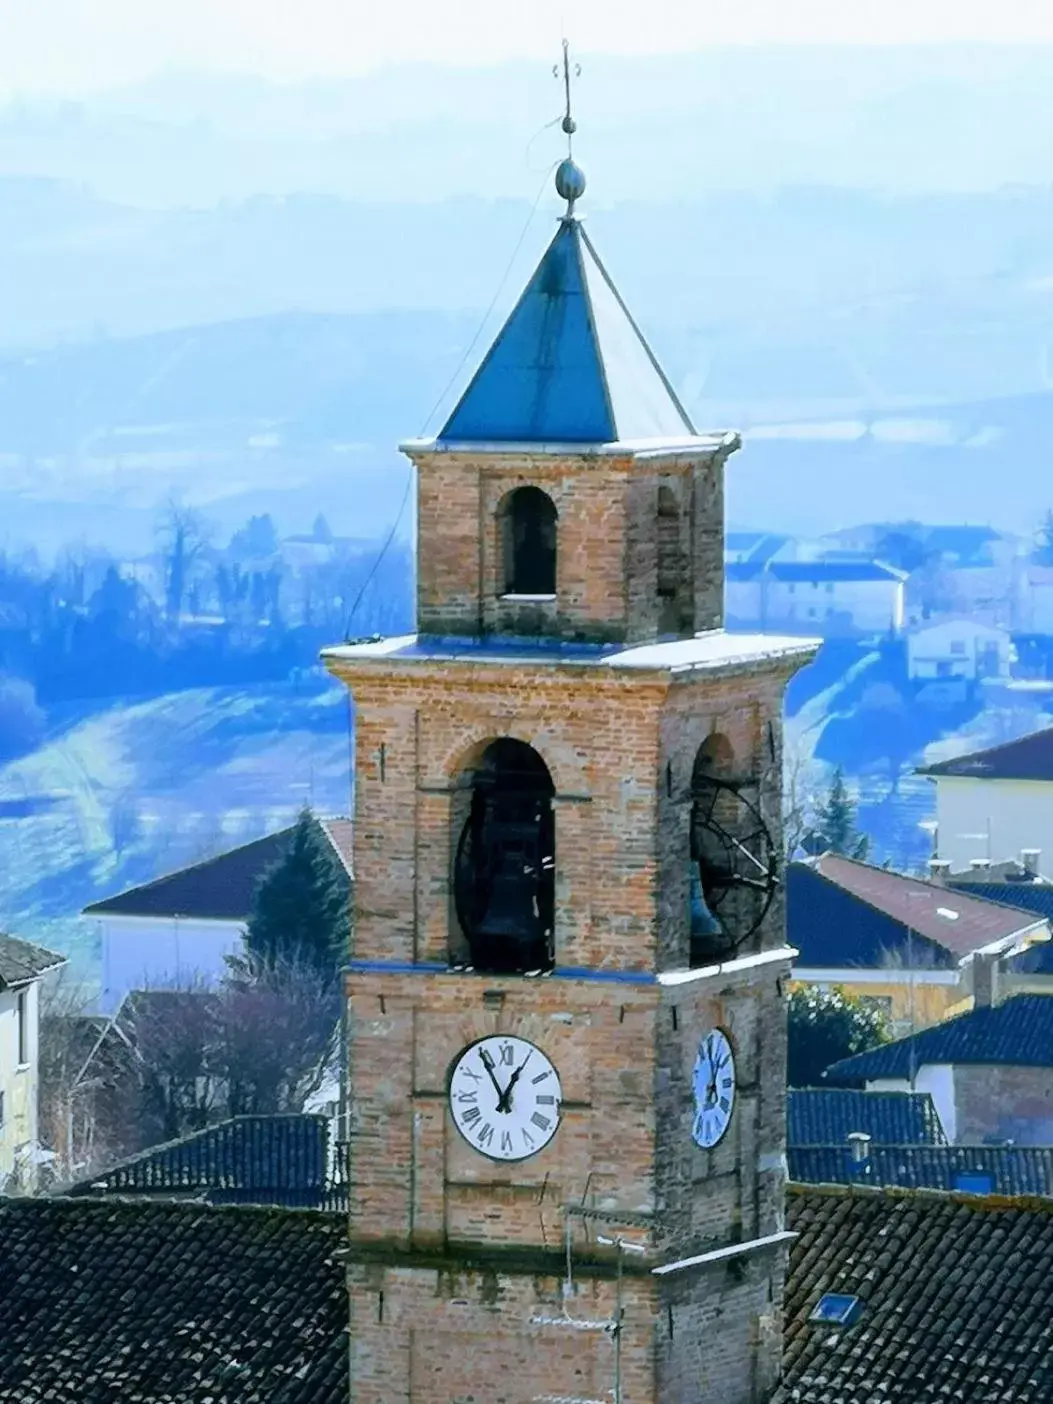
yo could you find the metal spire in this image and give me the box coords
[553,39,586,218]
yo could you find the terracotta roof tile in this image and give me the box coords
[0,1198,348,1403]
[0,932,65,989]
[826,993,1053,1082]
[778,1184,1053,1403]
[803,854,1046,959]
[788,1090,945,1147]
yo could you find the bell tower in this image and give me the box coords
[326,61,818,1404]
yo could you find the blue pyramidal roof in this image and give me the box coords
[438,219,696,445]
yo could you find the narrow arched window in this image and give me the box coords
[501,487,557,595]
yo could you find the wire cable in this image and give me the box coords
[341,162,557,642]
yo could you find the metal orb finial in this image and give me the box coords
[554,39,584,215]
[555,157,587,209]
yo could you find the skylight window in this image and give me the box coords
[936,907,960,920]
[809,1294,862,1327]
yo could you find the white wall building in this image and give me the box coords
[726,560,906,635]
[0,935,66,1191]
[907,618,1013,684]
[83,818,353,1013]
[919,726,1053,877]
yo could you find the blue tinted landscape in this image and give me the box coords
[4,44,1053,973]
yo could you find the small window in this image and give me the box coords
[950,640,966,655]
[788,583,796,594]
[16,991,27,1066]
[809,1294,862,1326]
[807,607,817,618]
[825,582,834,593]
[0,1091,5,1127]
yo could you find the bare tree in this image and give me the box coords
[156,498,212,622]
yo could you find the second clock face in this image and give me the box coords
[692,1028,736,1149]
[448,1035,562,1162]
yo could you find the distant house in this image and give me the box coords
[825,992,1053,1145]
[0,934,66,1192]
[64,1113,344,1210]
[906,617,1013,688]
[725,560,906,636]
[82,817,353,1013]
[723,531,792,565]
[917,724,1053,878]
[787,1088,946,1147]
[788,854,1049,1035]
[1019,563,1053,634]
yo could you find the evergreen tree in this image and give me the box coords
[804,766,869,860]
[787,986,890,1088]
[242,810,350,980]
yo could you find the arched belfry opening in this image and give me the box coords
[657,484,693,636]
[453,738,556,974]
[501,487,557,596]
[688,734,777,965]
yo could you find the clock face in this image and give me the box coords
[692,1028,736,1149]
[448,1035,563,1162]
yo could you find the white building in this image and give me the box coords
[907,618,1013,685]
[918,726,1053,877]
[83,818,353,1013]
[0,934,66,1191]
[726,560,906,636]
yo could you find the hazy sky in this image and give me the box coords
[4,0,1053,96]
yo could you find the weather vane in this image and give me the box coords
[552,39,586,218]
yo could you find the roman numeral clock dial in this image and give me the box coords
[692,1028,736,1150]
[448,1036,563,1162]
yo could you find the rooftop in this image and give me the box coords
[776,1183,1053,1403]
[787,1089,946,1147]
[0,931,65,990]
[323,629,820,677]
[65,1114,338,1208]
[768,560,908,583]
[0,1197,348,1404]
[826,992,1053,1082]
[432,216,701,449]
[82,815,353,922]
[789,1143,1053,1196]
[917,723,1053,781]
[790,854,1045,966]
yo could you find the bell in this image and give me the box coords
[478,865,537,941]
[690,868,722,941]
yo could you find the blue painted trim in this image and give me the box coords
[345,960,656,984]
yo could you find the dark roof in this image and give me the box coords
[826,993,1053,1082]
[789,1143,1053,1195]
[438,218,697,445]
[917,724,1053,780]
[0,1197,348,1403]
[948,858,1048,885]
[791,854,1044,964]
[0,932,65,989]
[66,1115,337,1207]
[768,560,907,583]
[787,1089,946,1147]
[778,1184,1053,1403]
[82,816,353,921]
[942,882,1053,972]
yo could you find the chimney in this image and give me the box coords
[847,1131,872,1174]
[928,858,952,883]
[969,858,991,871]
[971,950,997,1009]
[1021,848,1041,879]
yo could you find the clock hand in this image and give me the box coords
[478,1048,507,1106]
[497,1051,532,1113]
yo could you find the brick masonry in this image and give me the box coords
[327,436,817,1401]
[411,446,731,644]
[954,1063,1053,1146]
